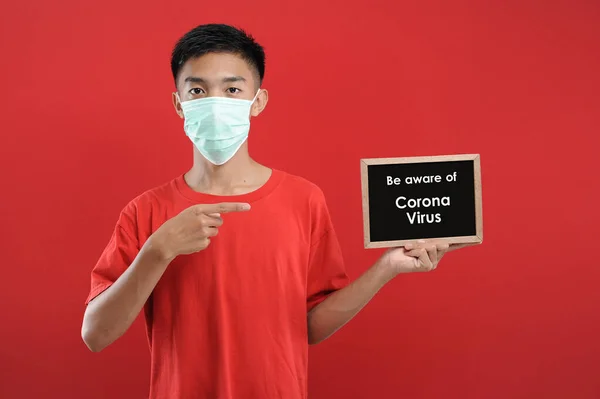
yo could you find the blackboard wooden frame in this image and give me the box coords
[360,154,483,249]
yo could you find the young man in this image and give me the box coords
[82,23,462,399]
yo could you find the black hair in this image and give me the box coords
[171,23,265,87]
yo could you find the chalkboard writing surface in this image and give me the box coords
[360,154,483,248]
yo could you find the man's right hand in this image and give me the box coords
[82,201,250,353]
[151,202,251,261]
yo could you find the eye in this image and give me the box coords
[227,87,241,94]
[188,88,205,96]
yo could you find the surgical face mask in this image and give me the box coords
[178,89,261,165]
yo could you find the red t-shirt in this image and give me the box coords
[85,169,349,399]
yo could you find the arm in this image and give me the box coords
[81,238,171,352]
[81,201,250,352]
[307,242,456,345]
[307,258,393,345]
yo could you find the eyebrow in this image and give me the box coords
[223,76,246,83]
[184,76,247,84]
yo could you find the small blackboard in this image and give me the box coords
[360,154,483,248]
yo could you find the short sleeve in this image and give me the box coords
[85,204,140,305]
[306,189,350,312]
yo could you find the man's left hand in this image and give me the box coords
[379,240,475,276]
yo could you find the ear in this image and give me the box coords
[172,92,184,119]
[250,89,269,117]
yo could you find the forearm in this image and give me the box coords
[307,259,396,344]
[81,237,172,352]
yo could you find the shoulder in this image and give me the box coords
[276,170,337,238]
[274,170,332,223]
[277,170,328,204]
[117,176,181,223]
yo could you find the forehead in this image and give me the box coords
[177,52,255,85]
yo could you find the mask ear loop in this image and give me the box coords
[175,92,185,120]
[251,89,261,104]
[248,89,262,118]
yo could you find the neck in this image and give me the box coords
[185,145,268,196]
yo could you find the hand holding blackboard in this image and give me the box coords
[360,154,483,249]
[376,239,478,275]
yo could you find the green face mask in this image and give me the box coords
[179,89,261,165]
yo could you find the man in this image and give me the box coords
[82,23,464,399]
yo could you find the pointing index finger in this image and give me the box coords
[200,202,251,214]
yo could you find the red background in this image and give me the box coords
[1,0,599,398]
